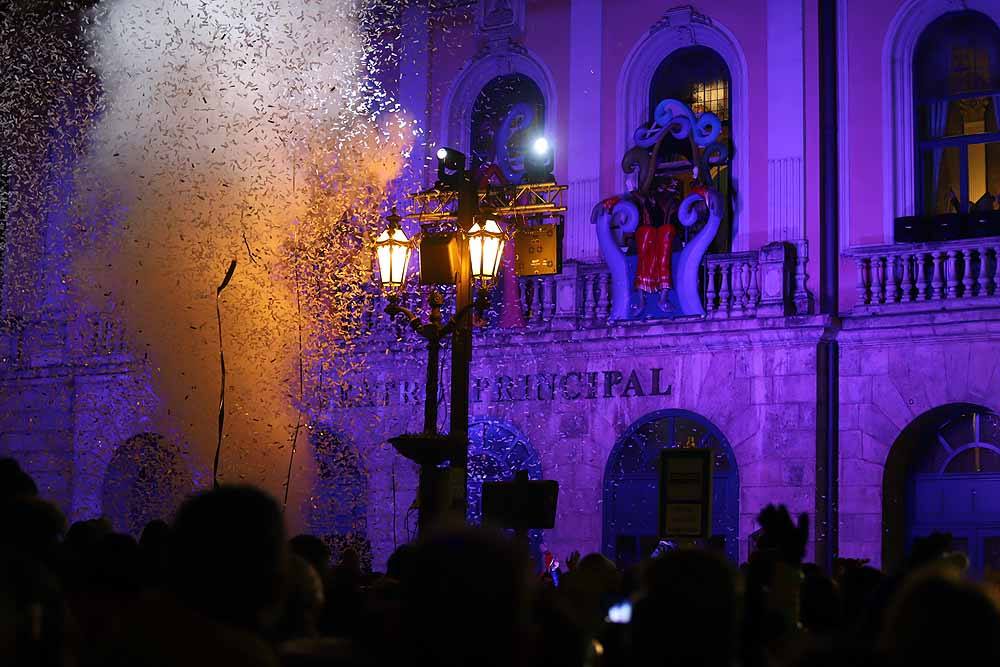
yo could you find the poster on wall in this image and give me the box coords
[659,449,713,539]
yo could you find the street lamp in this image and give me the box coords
[376,143,566,535]
[374,207,411,290]
[468,218,506,282]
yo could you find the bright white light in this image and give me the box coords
[532,137,550,156]
[606,601,632,624]
[375,226,411,287]
[467,218,506,281]
[436,147,449,161]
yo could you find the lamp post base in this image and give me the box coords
[389,433,464,535]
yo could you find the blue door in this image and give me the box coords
[603,410,739,567]
[906,409,1000,578]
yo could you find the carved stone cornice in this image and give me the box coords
[649,4,713,42]
[471,35,529,62]
[476,0,525,47]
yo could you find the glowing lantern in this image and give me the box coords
[467,218,506,282]
[375,207,411,289]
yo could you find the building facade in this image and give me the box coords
[3,0,1000,572]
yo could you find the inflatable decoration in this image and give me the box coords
[592,98,730,320]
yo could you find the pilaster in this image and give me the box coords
[767,0,807,242]
[565,0,602,260]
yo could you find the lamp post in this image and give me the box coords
[375,145,565,534]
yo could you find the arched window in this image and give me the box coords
[914,12,1000,221]
[469,74,546,183]
[883,404,1000,576]
[439,49,556,179]
[310,425,370,568]
[617,8,748,249]
[647,46,733,253]
[911,407,1000,474]
[603,409,739,567]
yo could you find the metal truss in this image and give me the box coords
[406,182,567,224]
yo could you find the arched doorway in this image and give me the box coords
[310,425,369,568]
[467,419,544,555]
[102,432,192,536]
[603,410,739,566]
[884,404,1000,576]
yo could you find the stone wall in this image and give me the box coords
[329,316,827,568]
[1,318,157,524]
[12,308,1000,571]
[0,372,75,506]
[838,309,1000,568]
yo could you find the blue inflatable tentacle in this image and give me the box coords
[673,190,724,316]
[593,198,640,321]
[654,99,695,140]
[693,112,722,146]
[633,124,665,148]
[697,141,729,191]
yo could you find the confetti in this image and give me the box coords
[2,0,421,537]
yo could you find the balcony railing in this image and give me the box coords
[848,236,1000,313]
[704,251,762,318]
[361,241,809,337]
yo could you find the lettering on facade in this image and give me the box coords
[332,367,673,409]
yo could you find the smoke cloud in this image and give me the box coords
[73,0,409,528]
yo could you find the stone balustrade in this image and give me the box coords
[706,241,807,319]
[0,243,812,372]
[704,251,761,318]
[848,236,1000,312]
[361,241,806,337]
[517,275,559,325]
[358,241,810,339]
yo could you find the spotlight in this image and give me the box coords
[532,136,550,156]
[435,146,467,190]
[524,136,554,183]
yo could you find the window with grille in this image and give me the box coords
[691,79,729,121]
[648,46,733,253]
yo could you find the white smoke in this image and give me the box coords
[74,0,409,528]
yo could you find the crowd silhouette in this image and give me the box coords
[2,456,999,667]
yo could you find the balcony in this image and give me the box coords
[362,241,812,339]
[847,236,1000,314]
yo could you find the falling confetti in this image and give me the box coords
[2,0,419,535]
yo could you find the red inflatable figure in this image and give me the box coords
[635,178,681,295]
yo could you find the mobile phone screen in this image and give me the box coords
[606,600,632,624]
